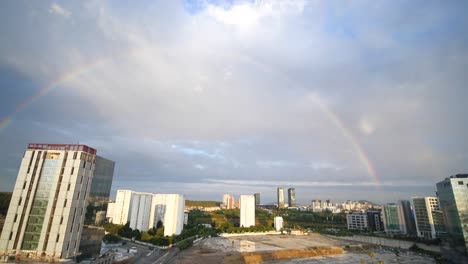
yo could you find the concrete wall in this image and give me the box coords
[335,235,440,252]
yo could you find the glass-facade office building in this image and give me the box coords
[0,144,114,261]
[436,174,468,254]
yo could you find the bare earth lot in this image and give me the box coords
[169,234,436,264]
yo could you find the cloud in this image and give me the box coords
[256,160,298,169]
[194,164,205,170]
[0,0,467,203]
[49,3,71,18]
[359,117,376,135]
[206,0,306,29]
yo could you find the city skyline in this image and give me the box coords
[1,1,468,203]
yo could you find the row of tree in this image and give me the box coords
[103,220,219,247]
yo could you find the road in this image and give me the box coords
[121,240,178,264]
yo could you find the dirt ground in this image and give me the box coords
[168,234,346,264]
[169,234,438,264]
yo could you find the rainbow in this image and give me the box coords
[312,96,381,188]
[0,59,380,188]
[0,58,108,130]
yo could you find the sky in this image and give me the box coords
[0,0,467,204]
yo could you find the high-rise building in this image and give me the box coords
[347,213,368,230]
[129,192,153,231]
[382,203,406,234]
[288,188,296,207]
[107,190,133,225]
[254,193,261,206]
[108,191,185,236]
[226,195,235,209]
[83,155,115,226]
[436,174,468,253]
[0,143,111,261]
[88,156,115,203]
[277,188,285,208]
[240,195,255,227]
[274,216,283,232]
[367,210,384,232]
[412,197,445,240]
[150,194,185,236]
[397,200,417,236]
[223,194,231,206]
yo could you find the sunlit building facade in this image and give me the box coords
[240,195,255,227]
[277,188,285,208]
[436,174,468,254]
[274,216,283,232]
[106,190,133,225]
[412,197,445,240]
[150,194,185,236]
[0,144,108,261]
[129,192,153,231]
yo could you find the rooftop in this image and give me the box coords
[27,143,97,155]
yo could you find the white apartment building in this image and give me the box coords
[347,213,369,230]
[106,190,133,225]
[222,194,235,209]
[223,194,231,206]
[129,192,153,231]
[150,194,185,236]
[240,195,255,227]
[107,191,185,236]
[274,216,284,232]
[412,197,445,239]
[0,144,109,261]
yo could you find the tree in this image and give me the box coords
[103,233,121,243]
[104,223,123,235]
[156,220,163,228]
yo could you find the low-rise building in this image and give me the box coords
[274,216,283,232]
[347,213,368,230]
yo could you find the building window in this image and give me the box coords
[23,181,27,189]
[82,161,86,168]
[73,152,77,159]
[18,197,22,206]
[9,232,13,240]
[56,234,60,242]
[14,214,17,222]
[67,183,71,191]
[459,181,463,185]
[64,199,67,207]
[60,168,64,175]
[60,217,63,224]
[71,167,74,175]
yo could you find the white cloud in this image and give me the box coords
[206,0,306,30]
[49,3,71,18]
[309,162,342,171]
[359,117,376,135]
[195,164,205,170]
